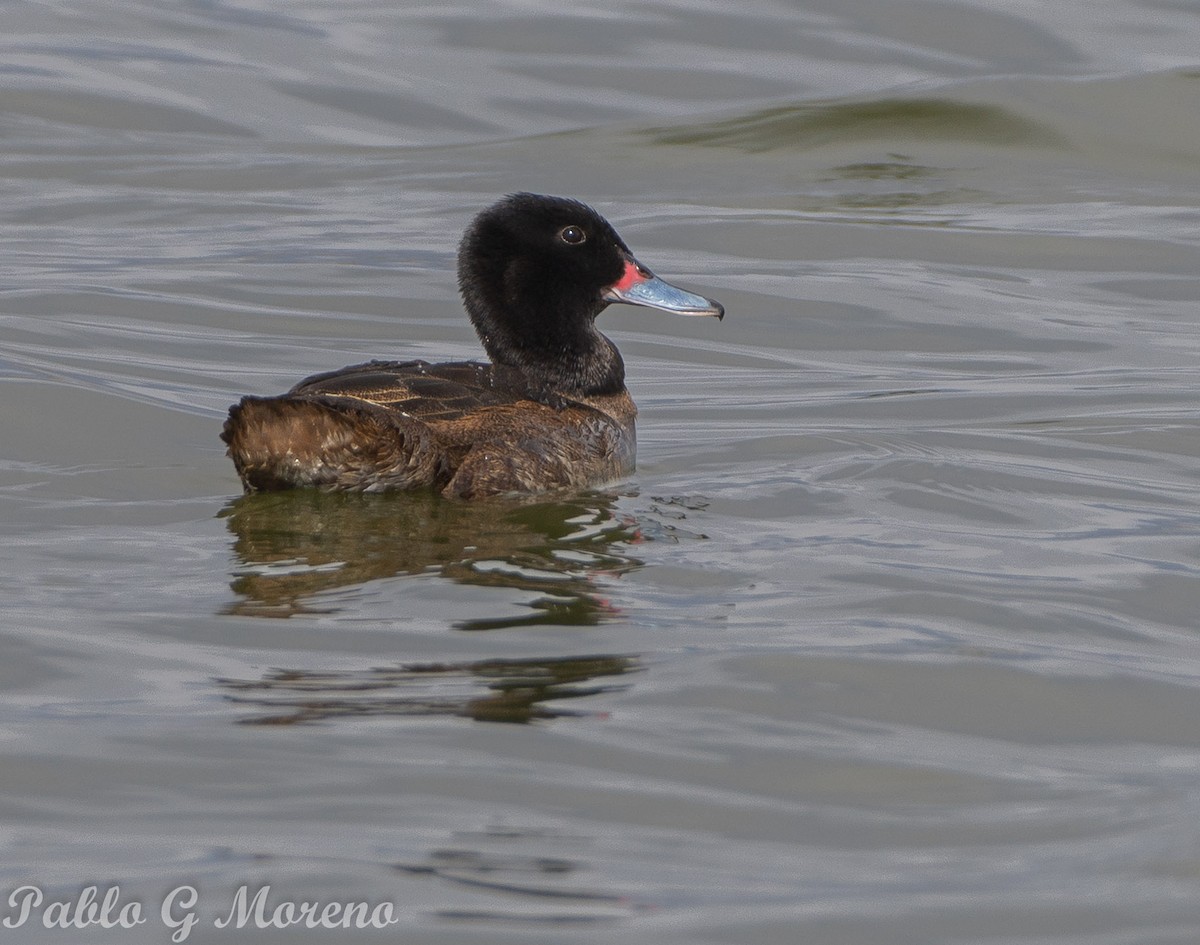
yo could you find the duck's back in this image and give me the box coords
[288,360,511,422]
[222,359,636,498]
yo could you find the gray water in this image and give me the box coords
[3,1,1200,943]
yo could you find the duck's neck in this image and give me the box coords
[469,300,626,399]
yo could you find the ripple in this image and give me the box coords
[644,97,1065,153]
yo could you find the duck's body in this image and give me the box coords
[222,194,722,498]
[224,359,636,498]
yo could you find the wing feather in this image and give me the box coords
[288,360,525,422]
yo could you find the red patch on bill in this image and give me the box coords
[612,260,646,292]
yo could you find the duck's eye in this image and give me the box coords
[558,225,586,245]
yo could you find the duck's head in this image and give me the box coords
[458,193,723,398]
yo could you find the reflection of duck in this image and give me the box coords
[217,654,640,725]
[220,490,639,622]
[222,193,723,498]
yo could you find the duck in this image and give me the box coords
[221,193,724,499]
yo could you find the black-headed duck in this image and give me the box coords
[221,193,723,498]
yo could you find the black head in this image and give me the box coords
[457,193,722,398]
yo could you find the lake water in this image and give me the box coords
[3,1,1200,942]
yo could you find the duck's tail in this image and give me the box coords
[221,395,448,493]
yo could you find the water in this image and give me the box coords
[3,1,1200,942]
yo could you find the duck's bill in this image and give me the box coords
[603,259,724,319]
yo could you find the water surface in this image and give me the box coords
[3,2,1200,942]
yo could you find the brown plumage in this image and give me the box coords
[223,360,636,498]
[222,194,722,498]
